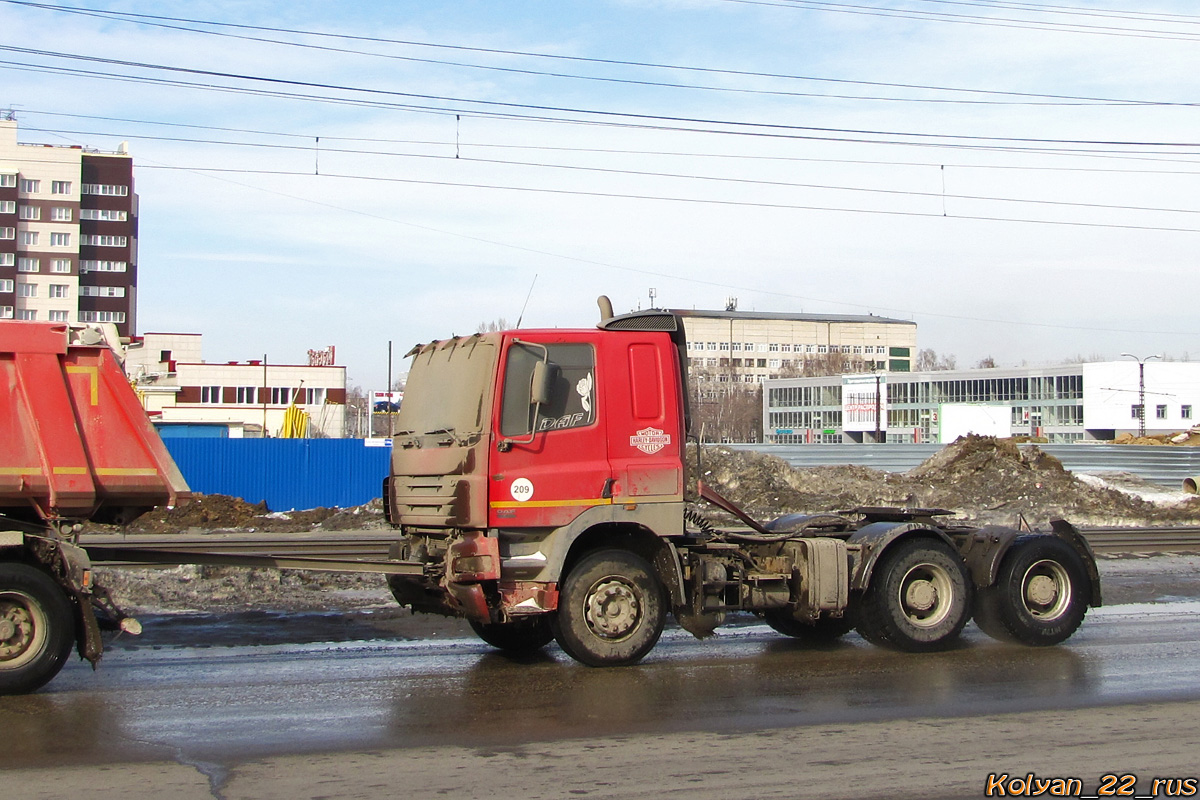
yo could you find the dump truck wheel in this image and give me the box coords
[763,611,854,642]
[552,549,666,667]
[974,535,1090,646]
[469,616,555,654]
[856,539,971,652]
[0,563,75,695]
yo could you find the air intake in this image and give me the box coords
[599,311,679,332]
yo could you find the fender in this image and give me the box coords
[957,526,1022,589]
[847,521,958,591]
[1051,519,1103,607]
[498,501,685,585]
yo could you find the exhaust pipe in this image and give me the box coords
[597,295,614,322]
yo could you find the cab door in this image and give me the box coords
[488,335,611,529]
[602,337,684,503]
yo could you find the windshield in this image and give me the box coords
[396,336,497,437]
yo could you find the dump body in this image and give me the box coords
[0,322,190,523]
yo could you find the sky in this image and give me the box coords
[2,0,1199,391]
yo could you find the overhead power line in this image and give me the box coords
[21,124,1200,220]
[110,154,1200,338]
[0,0,1194,107]
[4,47,1200,153]
[716,0,1200,42]
[121,163,1200,235]
[906,0,1200,26]
[22,109,1200,176]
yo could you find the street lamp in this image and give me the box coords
[874,369,882,444]
[1120,352,1162,438]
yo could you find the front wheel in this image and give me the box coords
[468,615,555,654]
[0,563,76,695]
[974,535,1090,646]
[856,538,972,652]
[552,549,666,667]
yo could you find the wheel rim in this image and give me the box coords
[0,591,49,669]
[583,576,642,641]
[896,563,954,629]
[1020,559,1072,621]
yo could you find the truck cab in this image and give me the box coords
[385,311,691,655]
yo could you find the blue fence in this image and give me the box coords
[163,439,392,512]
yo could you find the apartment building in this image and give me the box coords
[0,117,137,335]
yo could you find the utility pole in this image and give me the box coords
[387,340,393,438]
[1121,352,1161,438]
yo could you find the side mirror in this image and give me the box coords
[530,360,558,406]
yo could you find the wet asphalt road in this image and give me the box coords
[5,601,1200,775]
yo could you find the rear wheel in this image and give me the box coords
[856,539,971,652]
[763,611,854,642]
[552,549,666,667]
[974,535,1090,646]
[0,563,75,695]
[468,615,554,654]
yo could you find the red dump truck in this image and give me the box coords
[0,321,189,693]
[383,298,1102,665]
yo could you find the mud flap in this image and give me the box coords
[1050,519,1103,607]
[74,592,104,669]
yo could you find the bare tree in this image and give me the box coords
[916,348,958,371]
[343,384,368,438]
[476,318,513,333]
[776,351,875,379]
[976,355,997,369]
[1060,352,1109,364]
[687,367,762,442]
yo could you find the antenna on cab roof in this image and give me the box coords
[515,273,538,328]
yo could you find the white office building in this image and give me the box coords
[764,361,1200,445]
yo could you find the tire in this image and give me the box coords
[974,535,1090,646]
[0,563,75,695]
[552,549,666,667]
[468,615,555,654]
[763,611,854,642]
[856,538,972,653]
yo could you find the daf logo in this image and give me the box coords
[630,427,671,455]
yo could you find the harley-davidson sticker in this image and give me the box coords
[630,427,671,454]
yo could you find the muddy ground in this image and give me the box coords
[88,435,1200,643]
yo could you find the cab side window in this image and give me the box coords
[500,343,596,436]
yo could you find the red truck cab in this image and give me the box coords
[386,309,691,626]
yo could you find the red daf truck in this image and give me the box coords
[383,298,1102,666]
